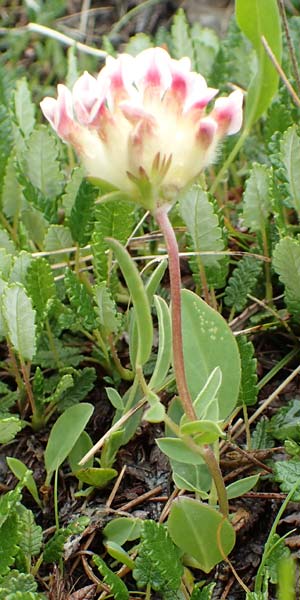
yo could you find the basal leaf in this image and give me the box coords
[26,257,56,321]
[94,281,122,334]
[273,459,300,500]
[156,438,204,465]
[74,467,117,488]
[0,417,23,444]
[224,256,262,312]
[171,9,194,63]
[236,0,282,126]
[56,367,96,411]
[190,583,216,600]
[149,295,172,390]
[103,517,142,546]
[6,458,41,507]
[242,164,272,232]
[25,126,64,198]
[16,505,42,556]
[9,252,32,285]
[93,554,129,600]
[44,403,94,482]
[280,125,300,217]
[64,269,98,332]
[1,153,24,219]
[226,474,260,500]
[44,225,73,261]
[237,335,258,406]
[61,167,84,217]
[273,237,300,320]
[181,289,241,419]
[92,197,135,282]
[133,520,183,594]
[13,79,35,139]
[43,516,89,563]
[69,179,98,246]
[2,283,36,361]
[0,513,20,576]
[167,497,235,573]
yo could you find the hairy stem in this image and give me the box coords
[154,206,196,421]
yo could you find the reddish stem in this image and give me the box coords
[154,206,196,421]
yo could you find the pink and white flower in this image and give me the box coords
[40,47,243,210]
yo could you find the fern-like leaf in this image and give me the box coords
[224,256,262,312]
[171,9,194,64]
[237,335,258,406]
[94,282,122,334]
[133,520,183,596]
[26,257,56,321]
[280,124,300,217]
[16,506,42,557]
[61,167,84,217]
[0,513,21,576]
[43,516,89,563]
[69,179,98,246]
[24,126,64,199]
[190,583,216,600]
[64,269,97,332]
[273,237,300,320]
[93,555,129,600]
[56,367,96,411]
[92,198,135,283]
[0,571,38,596]
[242,164,272,232]
[12,79,35,140]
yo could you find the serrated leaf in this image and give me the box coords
[9,252,32,285]
[251,417,275,450]
[0,570,38,594]
[171,9,194,63]
[13,79,35,139]
[93,554,129,600]
[69,179,98,245]
[273,237,300,319]
[0,248,12,281]
[16,505,42,557]
[44,225,73,261]
[0,485,22,528]
[242,164,272,232]
[57,367,96,411]
[2,283,36,361]
[190,583,216,600]
[61,167,84,217]
[133,520,183,593]
[43,516,89,563]
[0,229,16,255]
[26,257,56,320]
[280,125,300,216]
[92,197,135,282]
[94,281,122,334]
[224,256,262,312]
[25,126,63,198]
[0,417,23,444]
[191,23,219,79]
[236,0,282,126]
[46,374,74,406]
[237,335,258,406]
[1,153,24,219]
[269,399,300,442]
[0,513,21,576]
[273,459,300,500]
[64,269,98,332]
[264,534,290,585]
[180,185,225,269]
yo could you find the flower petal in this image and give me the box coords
[213,89,244,135]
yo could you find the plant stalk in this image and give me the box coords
[154,205,196,421]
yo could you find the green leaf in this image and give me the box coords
[193,367,222,421]
[103,517,142,546]
[171,460,211,495]
[26,257,56,321]
[74,467,117,488]
[273,459,300,500]
[92,198,135,282]
[149,295,172,390]
[57,367,96,411]
[190,583,216,600]
[236,0,282,126]
[107,238,153,367]
[68,431,94,472]
[0,417,23,444]
[2,284,36,361]
[226,474,260,500]
[44,225,73,259]
[93,554,129,600]
[9,252,32,285]
[0,570,38,594]
[181,289,241,419]
[180,419,225,444]
[94,281,122,334]
[237,335,258,406]
[13,79,35,139]
[0,513,21,575]
[156,438,204,465]
[61,167,84,217]
[171,9,194,63]
[0,485,22,528]
[273,237,300,320]
[167,497,236,573]
[133,520,183,593]
[69,179,98,245]
[1,153,24,219]
[43,516,89,563]
[280,125,300,216]
[6,458,41,507]
[191,23,219,79]
[25,126,64,198]
[16,505,43,557]
[269,399,300,442]
[263,534,291,585]
[242,164,272,232]
[105,387,124,410]
[180,185,225,269]
[224,256,262,312]
[44,403,94,482]
[105,541,135,570]
[64,269,98,332]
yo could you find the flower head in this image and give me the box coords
[40,48,243,211]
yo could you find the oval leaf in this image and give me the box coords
[181,289,241,419]
[156,437,204,465]
[167,497,235,573]
[226,474,260,500]
[2,283,36,361]
[74,467,117,488]
[45,403,94,482]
